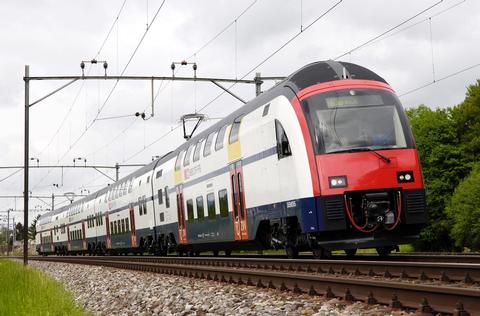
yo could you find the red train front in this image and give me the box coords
[288,61,427,257]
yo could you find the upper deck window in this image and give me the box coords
[175,151,185,171]
[203,132,216,157]
[229,117,242,144]
[193,139,204,162]
[215,125,228,151]
[184,144,195,167]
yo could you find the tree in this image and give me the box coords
[406,105,471,250]
[451,80,480,161]
[446,164,480,250]
[28,214,41,240]
[15,222,24,241]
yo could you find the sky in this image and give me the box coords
[0,0,479,225]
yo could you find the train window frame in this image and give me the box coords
[165,186,170,208]
[207,193,216,220]
[203,132,216,157]
[184,144,195,167]
[275,119,292,159]
[158,189,163,205]
[147,176,150,184]
[262,104,270,117]
[196,196,205,221]
[175,150,185,171]
[229,116,242,144]
[125,218,130,232]
[156,170,163,179]
[160,212,165,222]
[186,199,194,223]
[218,189,229,217]
[215,125,229,151]
[193,139,204,162]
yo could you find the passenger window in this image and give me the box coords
[121,219,125,233]
[138,197,143,215]
[193,139,204,162]
[175,151,185,171]
[196,196,205,221]
[186,199,194,223]
[110,222,113,235]
[218,189,229,217]
[126,219,130,232]
[160,212,165,222]
[147,176,150,184]
[203,132,216,157]
[207,193,216,219]
[229,117,242,144]
[262,104,270,117]
[156,170,162,178]
[215,125,228,151]
[165,186,170,208]
[158,189,163,205]
[184,145,195,166]
[275,120,292,159]
[128,179,134,193]
[143,195,147,214]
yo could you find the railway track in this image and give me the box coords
[17,255,480,314]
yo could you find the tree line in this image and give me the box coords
[406,80,480,251]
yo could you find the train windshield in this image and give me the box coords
[302,88,413,154]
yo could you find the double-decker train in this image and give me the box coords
[36,60,427,258]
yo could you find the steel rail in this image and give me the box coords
[15,256,480,315]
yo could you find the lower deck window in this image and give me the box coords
[218,189,229,217]
[186,199,194,223]
[207,193,216,219]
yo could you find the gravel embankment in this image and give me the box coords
[27,260,412,316]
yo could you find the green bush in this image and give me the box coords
[447,165,480,250]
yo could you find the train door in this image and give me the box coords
[230,161,248,240]
[176,185,187,244]
[129,206,137,247]
[105,213,112,249]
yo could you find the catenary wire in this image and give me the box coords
[333,0,444,60]
[121,0,344,163]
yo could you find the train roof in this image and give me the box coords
[37,60,387,223]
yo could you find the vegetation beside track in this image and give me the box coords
[406,80,480,251]
[0,259,88,316]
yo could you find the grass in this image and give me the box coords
[0,259,89,316]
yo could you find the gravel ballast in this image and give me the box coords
[27,260,412,315]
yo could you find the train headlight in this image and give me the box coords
[329,176,348,188]
[397,171,414,183]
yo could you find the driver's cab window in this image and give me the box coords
[275,120,292,159]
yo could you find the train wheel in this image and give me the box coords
[286,246,299,259]
[225,250,232,257]
[213,250,219,257]
[376,246,393,257]
[345,249,357,257]
[312,248,331,259]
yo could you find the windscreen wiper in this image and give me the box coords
[328,147,391,164]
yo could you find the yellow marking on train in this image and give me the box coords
[175,170,183,184]
[228,140,241,162]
